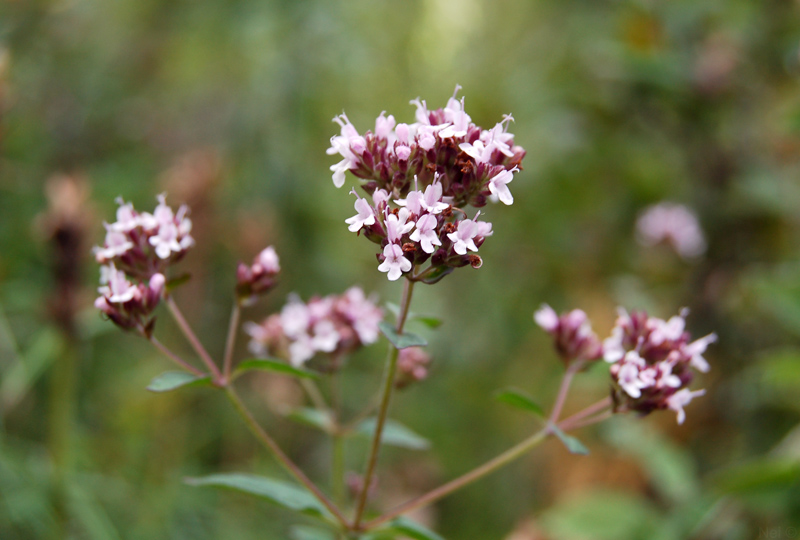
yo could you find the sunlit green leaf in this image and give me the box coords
[494,388,545,417]
[550,424,589,455]
[185,473,332,520]
[146,371,211,393]
[379,322,427,350]
[355,418,430,450]
[235,358,319,380]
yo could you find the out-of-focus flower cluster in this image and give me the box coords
[537,305,715,424]
[395,347,432,389]
[94,194,194,278]
[534,305,603,364]
[636,202,706,260]
[93,195,193,333]
[245,287,384,369]
[328,87,525,282]
[604,308,714,424]
[236,246,280,305]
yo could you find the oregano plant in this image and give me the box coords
[93,88,715,539]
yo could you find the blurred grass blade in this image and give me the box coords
[185,473,333,520]
[67,483,123,540]
[1,327,64,410]
[494,388,545,417]
[146,371,211,392]
[235,359,319,380]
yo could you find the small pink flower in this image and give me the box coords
[448,219,479,255]
[410,214,441,254]
[378,243,412,281]
[346,196,376,232]
[488,166,518,206]
[666,388,706,424]
[384,208,414,243]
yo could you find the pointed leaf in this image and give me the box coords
[285,407,333,433]
[379,322,427,350]
[550,424,590,455]
[185,474,332,520]
[494,388,545,417]
[165,273,191,292]
[146,371,211,393]
[385,304,442,329]
[235,358,319,380]
[355,418,430,450]
[367,517,445,540]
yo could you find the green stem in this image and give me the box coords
[549,360,583,424]
[222,301,241,383]
[166,296,222,381]
[224,387,350,528]
[148,336,205,377]
[352,278,415,528]
[361,394,613,531]
[332,433,346,505]
[363,428,548,531]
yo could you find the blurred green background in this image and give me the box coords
[2,0,800,538]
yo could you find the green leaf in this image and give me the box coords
[165,273,192,292]
[289,525,337,540]
[379,322,427,350]
[355,418,430,450]
[385,304,442,329]
[494,388,545,417]
[285,407,333,433]
[146,371,211,393]
[235,358,319,380]
[367,517,445,540]
[713,459,800,495]
[185,473,332,521]
[539,489,664,540]
[550,424,590,455]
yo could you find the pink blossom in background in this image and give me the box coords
[636,202,706,259]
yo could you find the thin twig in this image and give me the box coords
[148,336,205,377]
[222,300,241,383]
[361,391,614,531]
[549,361,583,424]
[166,296,221,381]
[224,387,350,528]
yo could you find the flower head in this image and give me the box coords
[534,304,603,364]
[604,307,714,424]
[246,287,384,369]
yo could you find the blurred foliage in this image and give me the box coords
[2,0,800,538]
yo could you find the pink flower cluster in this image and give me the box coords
[94,194,194,279]
[94,266,165,333]
[536,305,715,424]
[236,247,281,305]
[604,308,715,424]
[395,347,432,389]
[636,202,706,259]
[329,88,525,282]
[94,195,193,333]
[534,305,603,363]
[245,287,384,368]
